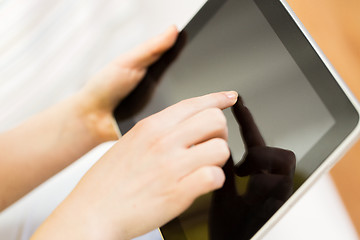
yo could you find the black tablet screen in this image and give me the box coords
[114,0,358,239]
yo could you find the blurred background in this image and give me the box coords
[0,0,359,239]
[286,1,360,237]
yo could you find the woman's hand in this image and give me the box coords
[32,91,238,240]
[0,26,178,212]
[75,26,179,142]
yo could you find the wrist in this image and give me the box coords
[32,200,126,240]
[68,92,120,144]
[35,184,131,240]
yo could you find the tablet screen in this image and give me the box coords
[114,0,358,239]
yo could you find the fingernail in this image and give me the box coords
[225,91,238,100]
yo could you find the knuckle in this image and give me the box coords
[212,139,230,160]
[205,108,227,127]
[196,108,229,140]
[201,167,223,189]
[136,117,154,130]
[214,109,227,127]
[151,134,171,154]
[209,109,228,139]
[136,115,164,134]
[201,170,217,188]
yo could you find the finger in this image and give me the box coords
[114,31,188,121]
[145,30,187,79]
[176,138,230,177]
[177,166,225,205]
[235,147,296,176]
[169,108,228,148]
[232,96,265,148]
[152,91,238,130]
[85,26,178,111]
[116,25,179,69]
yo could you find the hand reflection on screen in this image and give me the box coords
[114,31,187,121]
[209,97,296,240]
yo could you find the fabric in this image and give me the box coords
[0,0,204,239]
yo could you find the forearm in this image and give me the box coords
[0,93,117,210]
[31,186,126,240]
[31,91,235,240]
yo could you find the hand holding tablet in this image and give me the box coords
[114,0,360,239]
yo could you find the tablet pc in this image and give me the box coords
[113,0,360,239]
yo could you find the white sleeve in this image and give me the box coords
[0,0,203,239]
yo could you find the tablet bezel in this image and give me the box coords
[113,0,360,239]
[156,0,360,239]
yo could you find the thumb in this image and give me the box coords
[83,26,179,109]
[116,25,179,69]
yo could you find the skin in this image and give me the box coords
[32,91,237,240]
[0,26,179,211]
[0,24,238,239]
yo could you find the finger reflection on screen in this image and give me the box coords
[209,96,296,240]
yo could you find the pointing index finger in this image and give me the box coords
[154,91,238,127]
[116,26,179,69]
